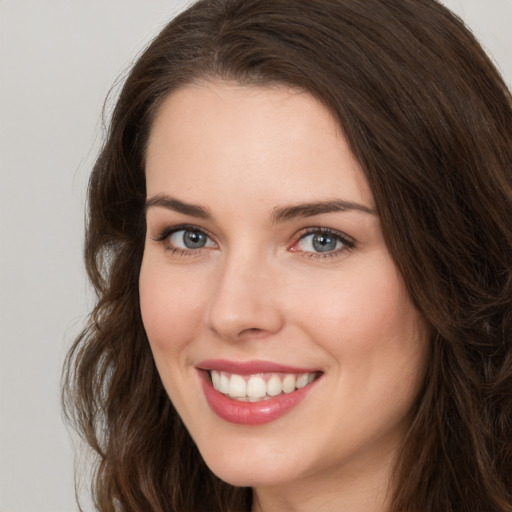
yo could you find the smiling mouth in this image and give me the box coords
[207,370,321,402]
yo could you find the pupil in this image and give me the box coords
[312,233,337,252]
[183,231,206,249]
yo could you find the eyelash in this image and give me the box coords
[153,224,216,257]
[152,225,355,260]
[291,227,355,260]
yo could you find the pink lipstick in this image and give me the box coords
[197,359,322,425]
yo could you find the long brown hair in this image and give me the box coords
[63,1,512,510]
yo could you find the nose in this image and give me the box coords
[204,250,285,341]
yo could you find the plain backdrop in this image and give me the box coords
[0,1,511,511]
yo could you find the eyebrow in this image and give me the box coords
[145,194,213,219]
[145,194,376,221]
[271,199,376,223]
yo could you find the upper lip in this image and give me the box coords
[196,359,320,375]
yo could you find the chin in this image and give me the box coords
[195,432,306,488]
[207,459,298,488]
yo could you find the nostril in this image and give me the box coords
[238,327,268,339]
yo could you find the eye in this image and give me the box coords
[169,229,214,249]
[153,226,216,254]
[291,228,354,257]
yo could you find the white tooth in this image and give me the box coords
[211,370,220,390]
[247,375,267,398]
[308,373,316,384]
[219,372,230,394]
[266,375,282,396]
[228,374,247,398]
[296,373,310,389]
[282,374,296,393]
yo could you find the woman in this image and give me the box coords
[63,0,512,511]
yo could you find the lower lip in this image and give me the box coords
[199,371,318,425]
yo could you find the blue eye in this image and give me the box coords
[167,229,215,250]
[294,229,353,255]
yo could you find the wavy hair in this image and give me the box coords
[63,0,512,510]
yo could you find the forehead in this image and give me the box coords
[145,81,373,210]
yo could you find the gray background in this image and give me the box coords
[1,1,511,511]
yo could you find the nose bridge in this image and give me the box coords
[205,245,283,340]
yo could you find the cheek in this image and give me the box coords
[291,256,428,401]
[291,257,418,347]
[295,260,428,444]
[139,256,205,358]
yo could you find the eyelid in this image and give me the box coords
[152,224,212,241]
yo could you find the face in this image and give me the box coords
[140,82,429,502]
